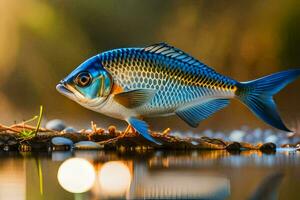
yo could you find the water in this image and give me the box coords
[0,149,299,200]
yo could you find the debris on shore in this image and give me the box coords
[0,119,280,153]
[0,106,298,153]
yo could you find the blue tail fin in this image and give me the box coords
[236,69,300,132]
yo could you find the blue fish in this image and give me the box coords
[56,43,300,144]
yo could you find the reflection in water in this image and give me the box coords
[98,161,131,197]
[54,152,231,199]
[0,158,25,200]
[0,150,299,199]
[52,150,300,199]
[57,158,96,193]
[129,166,230,199]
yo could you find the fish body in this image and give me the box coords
[57,43,300,144]
[97,45,236,119]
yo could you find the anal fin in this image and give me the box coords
[128,117,161,145]
[176,99,230,128]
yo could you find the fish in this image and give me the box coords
[56,43,300,144]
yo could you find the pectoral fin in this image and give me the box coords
[128,117,161,145]
[114,89,156,108]
[176,99,230,128]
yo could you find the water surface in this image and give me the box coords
[0,149,299,200]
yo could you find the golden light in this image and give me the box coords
[57,158,96,193]
[98,161,131,196]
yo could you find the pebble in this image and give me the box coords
[229,130,245,142]
[226,142,241,151]
[264,135,278,144]
[259,142,276,152]
[214,132,226,140]
[46,119,66,131]
[202,129,214,138]
[51,137,73,151]
[0,136,18,151]
[262,129,273,138]
[7,140,17,146]
[243,134,255,144]
[3,146,9,151]
[253,128,263,140]
[51,137,74,146]
[186,131,195,138]
[62,127,77,133]
[74,141,102,150]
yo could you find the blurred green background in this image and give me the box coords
[1,0,300,132]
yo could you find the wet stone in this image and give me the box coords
[214,132,226,140]
[243,134,255,144]
[0,135,16,151]
[0,135,10,142]
[259,142,276,152]
[3,145,9,151]
[51,137,73,151]
[253,128,263,141]
[62,127,77,133]
[51,137,73,146]
[1,137,19,151]
[46,119,66,131]
[226,142,242,151]
[191,141,199,146]
[7,139,17,146]
[202,129,214,138]
[0,135,13,142]
[229,130,245,142]
[74,141,102,150]
[264,135,278,144]
[262,129,273,139]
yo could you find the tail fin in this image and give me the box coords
[236,69,300,132]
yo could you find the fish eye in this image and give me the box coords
[75,72,92,87]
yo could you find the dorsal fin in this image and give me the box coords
[143,43,214,72]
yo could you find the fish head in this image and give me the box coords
[56,55,113,107]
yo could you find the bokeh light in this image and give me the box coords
[57,158,96,193]
[98,161,131,196]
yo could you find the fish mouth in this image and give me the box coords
[56,82,76,99]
